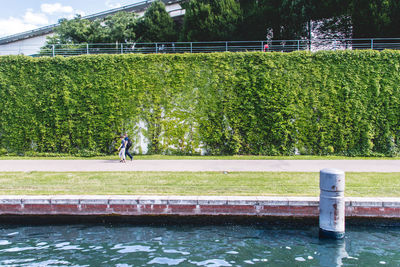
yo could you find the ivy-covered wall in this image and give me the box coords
[0,51,399,156]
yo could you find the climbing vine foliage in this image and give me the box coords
[0,51,399,156]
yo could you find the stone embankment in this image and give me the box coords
[1,196,399,218]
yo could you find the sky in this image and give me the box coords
[0,0,144,37]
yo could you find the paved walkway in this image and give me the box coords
[0,159,399,172]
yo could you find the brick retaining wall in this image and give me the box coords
[0,196,399,218]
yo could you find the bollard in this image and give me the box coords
[319,168,345,239]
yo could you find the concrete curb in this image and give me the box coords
[0,196,399,218]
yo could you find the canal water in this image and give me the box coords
[0,220,399,266]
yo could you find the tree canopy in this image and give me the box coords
[181,0,242,41]
[44,0,400,48]
[136,1,177,42]
[46,12,137,45]
[350,0,400,38]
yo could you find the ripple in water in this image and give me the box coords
[0,224,398,266]
[147,257,186,265]
[3,246,37,252]
[55,242,70,247]
[190,259,232,267]
[295,256,306,262]
[163,249,190,255]
[112,244,155,253]
[1,258,35,265]
[27,260,73,266]
[58,245,83,250]
[7,232,19,236]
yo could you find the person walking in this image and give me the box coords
[118,135,126,163]
[124,133,133,161]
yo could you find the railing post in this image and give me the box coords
[225,41,228,52]
[297,40,300,51]
[371,39,374,50]
[155,43,158,54]
[261,41,264,52]
[87,44,89,54]
[190,42,193,53]
[333,39,337,51]
[121,43,124,54]
[52,44,55,57]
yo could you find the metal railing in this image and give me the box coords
[2,38,400,57]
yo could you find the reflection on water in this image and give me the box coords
[318,239,348,266]
[0,222,399,266]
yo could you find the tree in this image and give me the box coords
[41,0,400,50]
[182,0,242,41]
[136,1,177,42]
[237,0,275,40]
[52,15,97,44]
[350,0,400,38]
[43,12,137,46]
[351,0,390,38]
[388,0,400,37]
[103,11,137,43]
[237,0,353,40]
[237,0,315,40]
[276,0,311,39]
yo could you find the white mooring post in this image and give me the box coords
[319,168,345,239]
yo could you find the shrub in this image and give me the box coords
[0,51,399,156]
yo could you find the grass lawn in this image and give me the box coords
[1,155,400,160]
[0,172,398,197]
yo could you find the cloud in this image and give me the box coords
[41,3,74,15]
[0,8,53,37]
[23,9,49,25]
[0,17,38,37]
[0,4,89,38]
[65,10,86,20]
[0,7,53,37]
[106,1,122,9]
[75,10,86,16]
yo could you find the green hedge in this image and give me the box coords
[0,51,399,156]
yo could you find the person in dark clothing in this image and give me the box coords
[124,133,133,161]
